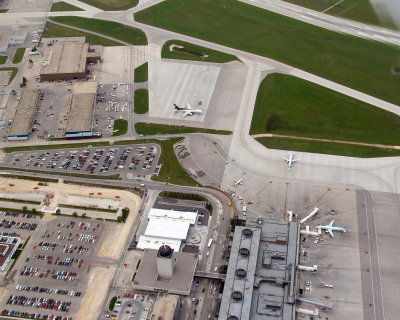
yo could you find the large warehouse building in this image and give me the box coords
[137,208,198,252]
[8,89,40,141]
[39,37,101,82]
[65,82,97,138]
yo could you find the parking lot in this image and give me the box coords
[1,144,161,178]
[103,293,152,320]
[0,216,106,320]
[93,82,133,138]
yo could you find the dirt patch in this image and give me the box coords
[76,267,114,320]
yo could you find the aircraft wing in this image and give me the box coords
[327,229,334,237]
[183,110,192,116]
[282,157,289,162]
[328,220,334,227]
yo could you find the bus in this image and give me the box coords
[208,239,213,248]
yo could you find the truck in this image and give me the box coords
[208,239,213,248]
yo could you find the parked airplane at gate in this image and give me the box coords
[317,220,346,237]
[173,103,203,117]
[283,152,299,171]
[233,178,243,186]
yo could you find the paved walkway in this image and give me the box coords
[251,133,400,150]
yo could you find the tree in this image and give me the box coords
[82,213,86,218]
[22,206,27,211]
[55,209,61,215]
[72,212,78,217]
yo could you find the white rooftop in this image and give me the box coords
[149,208,197,224]
[137,236,181,252]
[144,219,191,241]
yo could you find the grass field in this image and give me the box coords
[135,122,232,135]
[0,56,7,64]
[0,67,18,85]
[78,0,138,10]
[152,138,198,186]
[112,119,128,136]
[161,39,239,63]
[43,22,121,46]
[250,73,400,146]
[135,0,400,106]
[283,0,393,29]
[12,48,26,64]
[0,9,8,13]
[257,137,400,158]
[50,1,84,11]
[134,62,148,83]
[51,17,147,45]
[134,89,148,114]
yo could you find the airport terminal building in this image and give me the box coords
[219,219,299,320]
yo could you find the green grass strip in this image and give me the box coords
[50,1,84,11]
[0,166,121,180]
[42,22,122,46]
[12,48,26,64]
[257,136,400,158]
[135,0,400,106]
[162,39,239,63]
[0,198,40,205]
[250,73,400,146]
[135,122,232,135]
[134,62,148,83]
[0,67,18,85]
[78,0,138,11]
[3,141,109,153]
[134,89,149,114]
[0,56,7,64]
[112,119,128,136]
[51,16,147,45]
[109,296,117,311]
[59,204,118,213]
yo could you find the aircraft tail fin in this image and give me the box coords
[173,103,182,110]
[343,226,347,233]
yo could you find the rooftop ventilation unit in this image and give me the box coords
[239,247,250,257]
[242,228,253,237]
[231,291,243,301]
[235,268,246,278]
[227,316,239,320]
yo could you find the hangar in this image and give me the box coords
[8,89,40,141]
[39,37,101,82]
[65,82,97,138]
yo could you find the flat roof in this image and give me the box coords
[65,82,96,133]
[137,236,182,252]
[40,37,88,75]
[153,295,179,320]
[0,33,9,48]
[8,89,39,137]
[133,249,197,296]
[145,218,191,240]
[219,220,298,320]
[149,208,198,224]
[0,236,19,268]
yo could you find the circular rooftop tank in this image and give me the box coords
[227,316,239,320]
[231,291,243,301]
[235,268,247,278]
[242,228,253,237]
[239,247,250,256]
[158,245,173,257]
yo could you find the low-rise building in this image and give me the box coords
[0,235,21,272]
